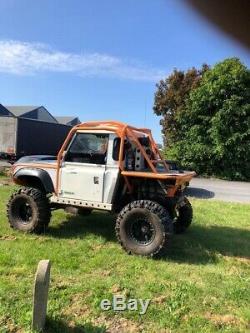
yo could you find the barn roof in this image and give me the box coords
[55,116,81,125]
[4,106,40,117]
[55,116,77,125]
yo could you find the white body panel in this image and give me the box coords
[13,163,57,189]
[59,132,119,204]
[103,165,119,203]
[45,168,57,189]
[13,131,120,209]
[60,162,105,202]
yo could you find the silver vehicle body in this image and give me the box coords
[13,130,120,211]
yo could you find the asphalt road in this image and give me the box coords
[186,177,250,203]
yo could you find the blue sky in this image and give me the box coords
[0,0,249,142]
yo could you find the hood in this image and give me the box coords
[16,155,57,164]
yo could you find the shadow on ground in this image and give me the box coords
[49,211,116,242]
[48,212,250,265]
[185,187,215,199]
[45,317,105,333]
[166,224,250,264]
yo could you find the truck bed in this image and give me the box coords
[121,170,196,185]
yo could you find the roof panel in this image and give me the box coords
[4,106,39,117]
[56,116,76,123]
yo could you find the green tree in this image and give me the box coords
[153,65,208,149]
[154,58,250,180]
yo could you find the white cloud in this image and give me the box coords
[0,40,165,81]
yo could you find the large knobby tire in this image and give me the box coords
[7,187,51,233]
[115,200,173,257]
[173,197,193,234]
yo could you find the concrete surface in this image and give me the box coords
[186,177,250,203]
[0,160,10,167]
[32,260,51,332]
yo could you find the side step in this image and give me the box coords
[50,195,112,211]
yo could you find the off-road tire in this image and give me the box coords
[7,187,51,233]
[115,200,173,257]
[173,197,193,234]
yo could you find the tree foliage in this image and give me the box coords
[153,65,209,147]
[154,58,250,180]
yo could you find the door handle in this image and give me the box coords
[93,176,99,184]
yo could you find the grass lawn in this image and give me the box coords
[0,184,249,332]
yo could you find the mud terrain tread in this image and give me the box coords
[7,187,51,233]
[115,200,173,257]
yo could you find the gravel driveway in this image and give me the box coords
[186,177,250,203]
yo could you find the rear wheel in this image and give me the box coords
[7,187,51,233]
[115,200,173,257]
[173,197,193,234]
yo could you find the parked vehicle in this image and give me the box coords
[0,117,70,161]
[7,121,195,257]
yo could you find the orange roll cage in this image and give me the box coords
[56,121,195,196]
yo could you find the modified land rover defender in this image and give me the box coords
[7,121,195,257]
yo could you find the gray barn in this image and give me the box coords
[0,105,57,122]
[55,116,81,126]
[0,105,78,160]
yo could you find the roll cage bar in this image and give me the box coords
[57,121,169,173]
[55,121,195,196]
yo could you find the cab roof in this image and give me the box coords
[74,121,151,137]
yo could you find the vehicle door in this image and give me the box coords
[59,132,109,202]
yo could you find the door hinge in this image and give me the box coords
[93,176,99,184]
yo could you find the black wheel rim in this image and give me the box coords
[129,217,155,245]
[14,198,33,224]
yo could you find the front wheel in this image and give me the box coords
[115,200,173,257]
[7,187,51,233]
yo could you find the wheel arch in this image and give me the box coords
[13,168,55,193]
